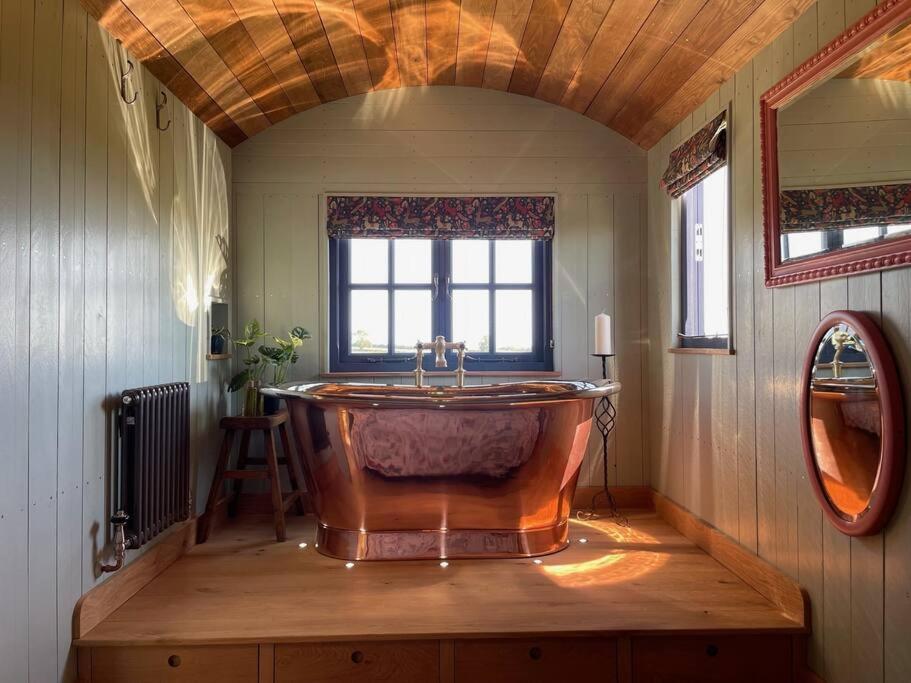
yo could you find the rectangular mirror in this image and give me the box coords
[761,0,911,286]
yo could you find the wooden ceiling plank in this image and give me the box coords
[351,0,402,89]
[481,0,533,91]
[508,0,573,96]
[227,0,321,113]
[535,0,614,104]
[273,0,349,102]
[81,0,247,145]
[316,0,375,96]
[120,0,270,136]
[455,0,497,87]
[609,0,766,139]
[559,0,658,113]
[425,0,460,85]
[177,0,296,124]
[389,0,428,86]
[584,0,707,127]
[634,0,814,148]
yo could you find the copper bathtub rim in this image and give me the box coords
[263,379,621,409]
[313,520,572,562]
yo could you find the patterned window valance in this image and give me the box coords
[661,111,728,198]
[326,195,555,240]
[780,183,911,233]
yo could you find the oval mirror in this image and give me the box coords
[800,311,905,536]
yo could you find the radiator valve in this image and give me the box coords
[100,510,134,574]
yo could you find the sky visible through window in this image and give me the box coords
[349,238,534,355]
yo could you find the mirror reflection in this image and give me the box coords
[777,18,911,262]
[809,324,882,519]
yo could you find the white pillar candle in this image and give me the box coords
[594,313,613,355]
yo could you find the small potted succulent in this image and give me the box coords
[210,326,228,355]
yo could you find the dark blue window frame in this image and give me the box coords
[329,238,554,373]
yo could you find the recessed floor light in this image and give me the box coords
[439,561,449,568]
[345,562,355,569]
[533,559,543,565]
[298,542,308,549]
[578,538,588,544]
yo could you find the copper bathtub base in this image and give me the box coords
[316,520,570,561]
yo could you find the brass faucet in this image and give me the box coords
[414,336,467,388]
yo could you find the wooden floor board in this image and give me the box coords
[77,512,804,647]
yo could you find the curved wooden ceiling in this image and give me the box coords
[82,0,813,149]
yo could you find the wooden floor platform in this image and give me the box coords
[77,511,803,647]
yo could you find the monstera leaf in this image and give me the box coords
[228,369,251,392]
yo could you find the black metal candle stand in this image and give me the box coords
[578,354,627,525]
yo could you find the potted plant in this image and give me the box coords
[228,320,268,416]
[260,326,311,415]
[210,326,228,355]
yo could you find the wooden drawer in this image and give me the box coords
[631,635,792,683]
[88,645,259,682]
[453,637,617,683]
[274,640,440,682]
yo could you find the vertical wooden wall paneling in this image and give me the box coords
[292,194,319,382]
[82,19,109,595]
[733,54,758,552]
[771,24,799,581]
[0,0,32,678]
[790,3,826,675]
[29,0,64,680]
[57,1,88,680]
[882,268,911,683]
[614,192,645,487]
[752,41,777,565]
[584,193,613,488]
[105,28,130,575]
[159,84,175,385]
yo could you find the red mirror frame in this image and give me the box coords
[800,311,905,536]
[760,0,911,287]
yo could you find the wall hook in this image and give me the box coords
[120,59,138,105]
[156,90,171,131]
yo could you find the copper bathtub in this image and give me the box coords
[264,380,620,561]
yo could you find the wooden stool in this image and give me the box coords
[199,410,306,543]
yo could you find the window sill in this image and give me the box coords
[668,347,735,356]
[322,370,563,378]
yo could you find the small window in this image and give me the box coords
[679,165,731,350]
[330,238,553,372]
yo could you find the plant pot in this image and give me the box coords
[210,335,226,355]
[242,380,264,417]
[263,392,282,416]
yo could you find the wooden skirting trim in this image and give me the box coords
[73,519,198,640]
[572,485,655,511]
[651,491,809,629]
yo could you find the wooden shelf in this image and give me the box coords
[206,353,232,361]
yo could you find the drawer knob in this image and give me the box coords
[529,646,543,661]
[351,650,365,664]
[706,644,719,658]
[167,655,182,668]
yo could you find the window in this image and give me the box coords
[329,238,553,372]
[782,222,911,261]
[679,165,730,350]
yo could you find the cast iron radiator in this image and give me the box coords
[118,382,191,547]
